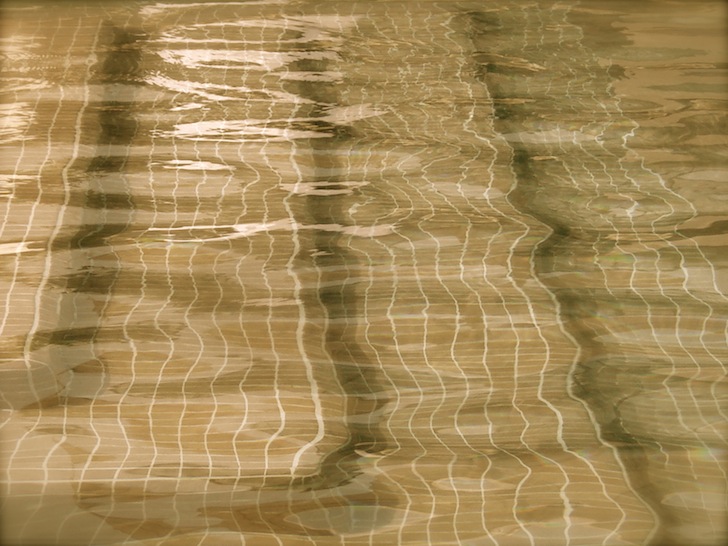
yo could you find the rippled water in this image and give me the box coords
[1,1,726,545]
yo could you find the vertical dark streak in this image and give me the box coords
[285,58,390,491]
[30,22,144,405]
[465,8,675,546]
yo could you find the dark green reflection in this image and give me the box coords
[464,7,681,545]
[32,22,144,402]
[286,54,390,491]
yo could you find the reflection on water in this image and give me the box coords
[1,1,726,545]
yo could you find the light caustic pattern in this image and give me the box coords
[0,1,726,545]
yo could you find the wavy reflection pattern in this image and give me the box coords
[0,1,726,545]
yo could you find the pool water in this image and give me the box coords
[1,1,726,544]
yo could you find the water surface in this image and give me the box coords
[1,1,727,544]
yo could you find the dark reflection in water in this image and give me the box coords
[299,64,389,470]
[468,4,728,545]
[29,22,145,406]
[258,46,397,534]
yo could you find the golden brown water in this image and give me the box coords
[1,1,726,544]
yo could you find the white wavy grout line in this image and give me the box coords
[356,10,436,533]
[124,8,193,540]
[350,10,418,544]
[169,6,207,539]
[0,19,45,346]
[459,110,516,546]
[250,15,290,546]
[523,6,646,543]
[505,1,726,541]
[605,61,728,520]
[79,8,143,543]
[178,11,219,541]
[446,11,568,544]
[228,11,261,506]
[350,176,408,546]
[197,9,238,540]
[283,128,327,475]
[281,5,336,539]
[255,127,290,495]
[116,7,164,540]
[462,4,660,543]
[570,0,726,492]
[312,15,366,539]
[0,18,58,346]
[424,13,481,546]
[11,12,99,541]
[614,127,728,444]
[539,145,642,543]
[467,21,551,546]
[380,7,447,542]
[503,7,576,543]
[230,13,286,546]
[516,3,657,541]
[364,4,564,540]
[144,94,185,546]
[419,51,506,542]
[405,47,467,546]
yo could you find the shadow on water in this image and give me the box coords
[29,22,145,407]
[464,7,686,545]
[260,53,398,534]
